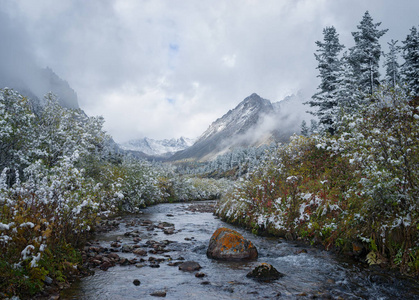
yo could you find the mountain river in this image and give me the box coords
[61,201,419,299]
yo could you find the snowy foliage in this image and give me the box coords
[177,144,276,179]
[349,11,388,95]
[0,89,232,297]
[307,26,344,132]
[401,26,419,96]
[217,86,419,274]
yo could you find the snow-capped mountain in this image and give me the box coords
[170,93,276,161]
[120,137,195,157]
[170,92,310,162]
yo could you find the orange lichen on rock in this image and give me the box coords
[206,227,258,260]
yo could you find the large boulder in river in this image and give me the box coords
[206,227,258,260]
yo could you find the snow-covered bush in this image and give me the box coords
[0,89,122,297]
[217,86,419,274]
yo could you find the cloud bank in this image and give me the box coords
[0,0,418,142]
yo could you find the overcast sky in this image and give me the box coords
[1,0,418,143]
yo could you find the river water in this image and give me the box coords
[61,201,418,299]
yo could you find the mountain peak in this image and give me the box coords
[170,93,275,161]
[241,93,271,107]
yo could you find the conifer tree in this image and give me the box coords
[300,120,309,136]
[336,52,363,114]
[307,26,344,132]
[349,11,388,95]
[383,40,401,88]
[401,26,419,96]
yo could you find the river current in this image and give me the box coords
[61,201,419,299]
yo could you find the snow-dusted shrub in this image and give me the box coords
[117,158,167,210]
[217,87,419,274]
[0,89,123,297]
[337,86,419,271]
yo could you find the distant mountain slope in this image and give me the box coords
[169,92,310,162]
[0,66,79,110]
[120,137,195,157]
[170,93,278,161]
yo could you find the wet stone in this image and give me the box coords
[133,279,141,286]
[150,290,166,297]
[246,263,284,281]
[178,261,202,272]
[110,242,120,248]
[100,261,113,271]
[195,272,206,278]
[121,244,133,253]
[207,227,258,261]
[133,249,148,256]
[119,257,129,265]
[163,228,175,235]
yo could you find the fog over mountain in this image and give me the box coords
[170,92,310,161]
[2,1,417,143]
[0,11,78,110]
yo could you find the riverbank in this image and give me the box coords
[52,201,419,299]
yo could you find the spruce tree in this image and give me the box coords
[307,26,344,132]
[349,11,388,95]
[383,40,401,88]
[300,120,309,136]
[401,26,419,96]
[336,52,363,114]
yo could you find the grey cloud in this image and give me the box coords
[1,0,418,142]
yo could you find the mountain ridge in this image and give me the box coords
[120,137,195,158]
[170,93,282,162]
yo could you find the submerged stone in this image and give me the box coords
[206,227,258,260]
[178,261,202,272]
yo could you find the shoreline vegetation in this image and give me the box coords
[0,88,230,299]
[216,89,419,278]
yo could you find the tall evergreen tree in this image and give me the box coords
[307,26,344,132]
[336,52,363,114]
[300,120,309,136]
[401,26,419,96]
[383,40,401,88]
[349,11,388,95]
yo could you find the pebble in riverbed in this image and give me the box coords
[150,290,167,297]
[178,261,202,272]
[133,279,141,286]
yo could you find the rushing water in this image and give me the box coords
[61,201,419,300]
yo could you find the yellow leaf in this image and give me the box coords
[43,228,52,238]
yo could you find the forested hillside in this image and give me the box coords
[217,12,419,275]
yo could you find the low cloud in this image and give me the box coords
[1,1,418,142]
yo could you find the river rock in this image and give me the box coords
[246,263,284,281]
[178,261,202,272]
[206,227,258,260]
[133,279,141,286]
[150,290,167,297]
[121,244,133,253]
[133,248,148,256]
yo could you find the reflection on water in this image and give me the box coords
[61,201,419,300]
